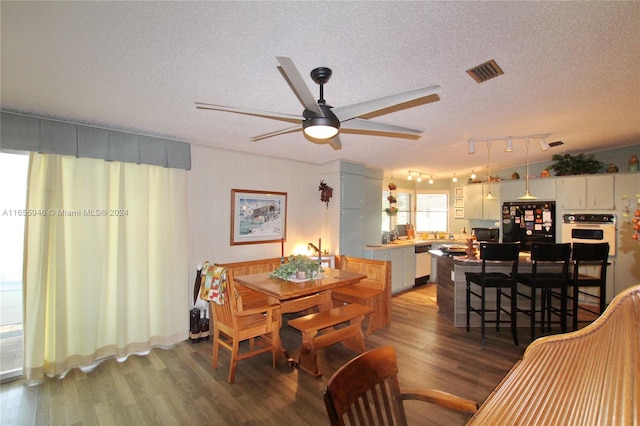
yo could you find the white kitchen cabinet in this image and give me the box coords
[464,183,500,220]
[500,178,557,201]
[557,174,615,210]
[363,245,415,294]
[341,172,363,209]
[463,184,483,219]
[482,183,501,220]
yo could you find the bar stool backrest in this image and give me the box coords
[478,242,520,275]
[572,242,609,278]
[530,243,572,276]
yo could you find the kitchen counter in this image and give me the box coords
[431,250,535,327]
[364,239,467,251]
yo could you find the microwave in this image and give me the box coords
[472,228,499,242]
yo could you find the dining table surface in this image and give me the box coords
[233,268,367,301]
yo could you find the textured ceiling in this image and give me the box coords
[2,1,639,179]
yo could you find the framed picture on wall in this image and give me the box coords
[455,187,464,197]
[455,208,464,218]
[231,189,287,245]
[455,198,464,207]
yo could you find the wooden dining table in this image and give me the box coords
[234,268,366,313]
[234,268,367,368]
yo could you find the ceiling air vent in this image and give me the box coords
[466,59,504,83]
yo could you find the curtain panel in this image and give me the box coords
[23,153,189,380]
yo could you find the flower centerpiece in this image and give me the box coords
[269,254,324,281]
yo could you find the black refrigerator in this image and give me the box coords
[501,201,556,251]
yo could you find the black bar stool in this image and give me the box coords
[570,242,610,330]
[465,242,521,346]
[517,243,571,341]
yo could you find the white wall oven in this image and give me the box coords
[561,214,616,255]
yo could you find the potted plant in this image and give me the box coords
[385,206,398,216]
[549,153,604,176]
[387,194,397,203]
[269,254,324,281]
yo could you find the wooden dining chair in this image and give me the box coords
[324,346,478,426]
[203,264,282,383]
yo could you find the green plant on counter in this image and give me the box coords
[549,153,604,175]
[269,254,324,281]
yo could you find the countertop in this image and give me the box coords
[363,239,468,251]
[429,249,533,265]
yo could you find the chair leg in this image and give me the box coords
[560,287,567,333]
[466,279,471,332]
[480,285,486,345]
[510,285,519,347]
[495,288,501,332]
[212,329,220,369]
[228,339,239,384]
[573,285,579,331]
[530,287,536,341]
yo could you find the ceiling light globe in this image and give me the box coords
[303,112,340,139]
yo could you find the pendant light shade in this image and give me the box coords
[518,138,538,200]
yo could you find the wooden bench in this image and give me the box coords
[288,303,374,377]
[331,256,391,334]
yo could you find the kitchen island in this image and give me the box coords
[431,250,535,327]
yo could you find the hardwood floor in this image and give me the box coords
[1,284,532,425]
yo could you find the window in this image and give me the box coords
[0,152,28,381]
[382,190,411,232]
[416,192,448,232]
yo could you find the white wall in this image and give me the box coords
[187,145,325,304]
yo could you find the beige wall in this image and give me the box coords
[187,144,325,301]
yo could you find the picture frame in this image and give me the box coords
[455,198,464,208]
[231,189,287,245]
[454,187,464,197]
[455,208,465,218]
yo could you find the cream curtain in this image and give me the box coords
[23,153,188,380]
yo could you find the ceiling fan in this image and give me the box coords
[196,57,442,150]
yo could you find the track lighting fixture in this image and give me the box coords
[505,138,513,152]
[540,139,550,151]
[428,175,434,184]
[417,174,422,183]
[452,173,458,183]
[470,169,476,179]
[468,140,476,154]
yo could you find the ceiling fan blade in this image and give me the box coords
[340,118,423,136]
[276,56,322,116]
[327,135,342,150]
[195,102,302,123]
[251,125,301,141]
[332,85,442,121]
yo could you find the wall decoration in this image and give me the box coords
[231,189,287,245]
[318,180,333,207]
[455,187,464,197]
[455,198,464,208]
[455,208,464,218]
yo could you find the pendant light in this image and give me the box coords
[518,137,538,200]
[485,141,495,199]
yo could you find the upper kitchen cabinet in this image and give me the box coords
[500,178,557,201]
[341,171,364,209]
[463,183,501,220]
[322,161,382,256]
[557,174,615,210]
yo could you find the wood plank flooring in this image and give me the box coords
[1,284,532,425]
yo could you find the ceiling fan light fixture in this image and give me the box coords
[303,117,339,139]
